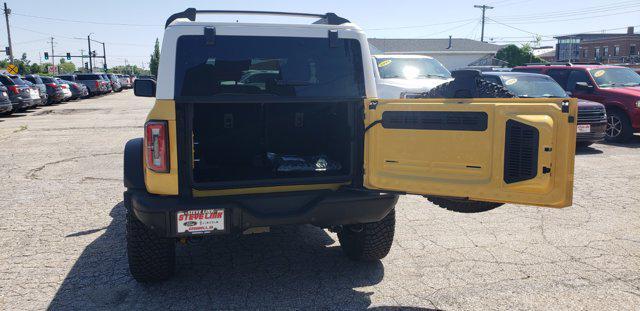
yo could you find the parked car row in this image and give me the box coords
[0,72,134,117]
[373,56,639,144]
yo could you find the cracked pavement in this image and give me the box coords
[0,91,639,310]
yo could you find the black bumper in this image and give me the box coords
[125,189,398,238]
[0,101,11,113]
[577,122,606,143]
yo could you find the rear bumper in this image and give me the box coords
[0,100,11,113]
[125,189,398,238]
[577,122,606,142]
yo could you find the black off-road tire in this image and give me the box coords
[427,196,503,213]
[423,79,516,99]
[420,78,512,213]
[126,209,175,282]
[605,109,633,143]
[338,209,395,261]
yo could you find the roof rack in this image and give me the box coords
[524,61,603,66]
[165,8,350,28]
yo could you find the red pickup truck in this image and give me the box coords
[513,64,640,142]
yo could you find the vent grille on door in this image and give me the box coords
[504,120,539,184]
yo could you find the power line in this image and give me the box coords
[364,18,476,31]
[11,12,161,27]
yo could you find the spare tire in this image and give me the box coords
[422,78,516,99]
[418,76,514,213]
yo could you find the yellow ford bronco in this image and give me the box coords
[125,9,577,282]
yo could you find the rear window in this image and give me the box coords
[26,76,43,84]
[58,75,75,81]
[0,75,14,85]
[41,77,55,83]
[10,76,27,85]
[76,75,100,80]
[175,35,365,99]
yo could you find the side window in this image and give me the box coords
[482,75,502,85]
[546,69,570,90]
[566,70,590,92]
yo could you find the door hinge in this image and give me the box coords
[542,167,551,174]
[328,29,339,47]
[204,27,216,45]
[561,100,570,113]
[368,100,378,110]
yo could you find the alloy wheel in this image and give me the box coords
[606,115,622,138]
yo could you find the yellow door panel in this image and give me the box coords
[363,98,576,208]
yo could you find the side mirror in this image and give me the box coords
[134,79,156,97]
[574,82,594,92]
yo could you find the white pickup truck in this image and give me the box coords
[372,54,452,98]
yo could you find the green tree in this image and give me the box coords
[58,59,76,73]
[149,38,160,77]
[496,44,544,67]
[29,63,42,74]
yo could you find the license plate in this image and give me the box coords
[577,124,591,133]
[176,209,224,234]
[2,92,6,97]
[30,91,39,99]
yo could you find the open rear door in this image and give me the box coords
[363,98,576,208]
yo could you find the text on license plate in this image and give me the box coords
[577,124,591,133]
[177,209,224,234]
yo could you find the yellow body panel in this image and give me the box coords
[363,98,577,208]
[144,100,179,195]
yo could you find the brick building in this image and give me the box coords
[554,27,639,63]
[578,27,640,64]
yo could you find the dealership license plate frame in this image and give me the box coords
[577,124,591,133]
[176,208,227,235]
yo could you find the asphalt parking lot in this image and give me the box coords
[0,91,639,310]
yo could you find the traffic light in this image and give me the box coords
[92,51,96,57]
[4,46,9,55]
[44,52,49,60]
[66,52,71,60]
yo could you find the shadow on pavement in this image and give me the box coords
[601,134,640,149]
[575,145,604,155]
[49,202,386,310]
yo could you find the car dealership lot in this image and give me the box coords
[0,91,639,310]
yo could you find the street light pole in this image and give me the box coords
[3,2,14,63]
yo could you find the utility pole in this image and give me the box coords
[474,4,494,43]
[48,37,56,74]
[87,34,93,72]
[101,42,106,72]
[80,49,84,71]
[3,2,14,63]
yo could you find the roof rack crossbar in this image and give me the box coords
[165,9,350,28]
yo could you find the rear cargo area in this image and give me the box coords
[191,102,356,187]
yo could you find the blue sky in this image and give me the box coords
[5,0,639,68]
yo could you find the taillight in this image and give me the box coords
[46,83,57,87]
[95,81,100,88]
[145,120,169,173]
[61,84,68,89]
[8,85,18,94]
